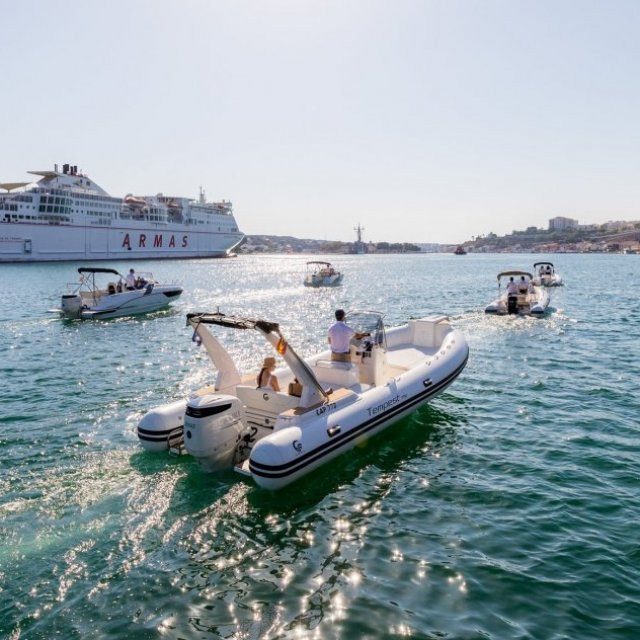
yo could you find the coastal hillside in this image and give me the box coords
[240,219,640,254]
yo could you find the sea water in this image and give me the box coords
[0,253,638,639]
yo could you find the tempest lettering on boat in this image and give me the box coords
[315,402,337,416]
[367,394,406,417]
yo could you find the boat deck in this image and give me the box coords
[386,344,438,371]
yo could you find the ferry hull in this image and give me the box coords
[0,222,243,262]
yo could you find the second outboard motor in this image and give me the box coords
[184,394,245,471]
[137,399,187,453]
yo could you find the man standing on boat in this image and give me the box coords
[125,269,136,290]
[506,276,519,314]
[328,309,367,362]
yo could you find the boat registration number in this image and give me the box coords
[316,402,337,416]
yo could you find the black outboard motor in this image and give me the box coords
[507,295,518,314]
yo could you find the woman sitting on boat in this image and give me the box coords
[257,356,280,392]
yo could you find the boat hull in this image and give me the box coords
[247,349,468,490]
[61,285,183,319]
[532,274,563,287]
[485,288,549,316]
[303,274,344,287]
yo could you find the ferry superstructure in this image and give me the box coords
[0,163,244,262]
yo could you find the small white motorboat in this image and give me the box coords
[137,310,469,490]
[59,267,183,319]
[532,262,563,287]
[303,261,343,287]
[485,271,549,316]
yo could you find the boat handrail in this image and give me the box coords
[496,271,533,280]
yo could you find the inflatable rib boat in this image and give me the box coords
[485,271,549,316]
[137,310,469,490]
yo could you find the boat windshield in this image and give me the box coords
[346,311,386,346]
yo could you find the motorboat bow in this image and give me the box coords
[137,310,469,490]
[532,262,563,287]
[485,271,549,316]
[303,261,343,287]
[59,267,183,319]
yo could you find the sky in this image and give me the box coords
[2,0,639,244]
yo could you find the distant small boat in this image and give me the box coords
[58,267,182,319]
[532,262,563,287]
[454,246,467,255]
[485,271,549,316]
[303,261,343,287]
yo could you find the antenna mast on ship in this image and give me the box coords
[199,186,206,204]
[354,223,364,244]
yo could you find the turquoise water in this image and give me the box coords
[1,253,638,639]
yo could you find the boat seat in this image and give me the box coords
[311,359,359,388]
[235,385,301,430]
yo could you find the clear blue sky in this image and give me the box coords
[2,0,639,244]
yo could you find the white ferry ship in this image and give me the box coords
[0,163,244,262]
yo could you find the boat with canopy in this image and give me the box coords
[137,310,469,490]
[485,271,549,316]
[58,267,182,319]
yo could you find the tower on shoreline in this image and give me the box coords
[353,223,366,254]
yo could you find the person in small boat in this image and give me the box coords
[328,309,367,362]
[506,277,519,313]
[125,269,136,290]
[506,277,518,296]
[518,276,530,294]
[257,356,280,392]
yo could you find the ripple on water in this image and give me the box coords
[1,254,640,639]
